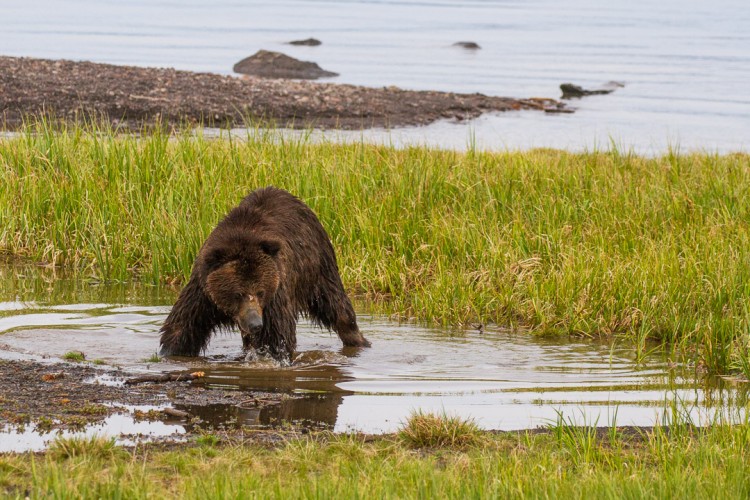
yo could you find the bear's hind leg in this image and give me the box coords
[310,283,371,348]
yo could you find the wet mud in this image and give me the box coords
[0,359,288,432]
[0,357,340,452]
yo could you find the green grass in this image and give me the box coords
[398,410,481,449]
[2,414,750,498]
[61,351,85,362]
[195,433,222,447]
[2,120,750,374]
[47,435,121,461]
[142,352,161,363]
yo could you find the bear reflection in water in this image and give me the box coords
[172,393,346,431]
[169,356,353,430]
[159,187,370,363]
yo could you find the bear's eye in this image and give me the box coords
[256,291,265,301]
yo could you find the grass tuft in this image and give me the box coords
[62,351,85,362]
[47,435,120,460]
[142,352,160,363]
[398,411,481,449]
[196,433,221,447]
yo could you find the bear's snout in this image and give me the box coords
[238,300,263,335]
[239,307,263,331]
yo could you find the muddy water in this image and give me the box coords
[0,271,745,441]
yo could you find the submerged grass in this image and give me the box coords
[2,120,750,373]
[61,351,85,363]
[3,415,750,498]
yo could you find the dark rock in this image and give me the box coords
[560,82,624,99]
[288,38,322,46]
[560,84,589,98]
[233,50,338,80]
[453,41,481,50]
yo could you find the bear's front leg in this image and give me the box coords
[246,303,297,364]
[159,274,228,357]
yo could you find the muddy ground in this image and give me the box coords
[0,56,566,130]
[0,359,290,439]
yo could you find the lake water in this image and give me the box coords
[2,0,748,153]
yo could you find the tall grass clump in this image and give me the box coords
[47,435,120,460]
[398,411,481,449]
[548,410,604,467]
[2,120,750,373]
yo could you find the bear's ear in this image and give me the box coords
[204,248,227,269]
[259,239,281,257]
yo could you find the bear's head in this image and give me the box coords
[199,235,282,348]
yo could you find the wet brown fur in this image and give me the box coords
[159,187,370,361]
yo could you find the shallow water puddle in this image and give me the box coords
[1,295,743,443]
[0,406,186,453]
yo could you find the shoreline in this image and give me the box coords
[0,357,667,451]
[0,56,565,131]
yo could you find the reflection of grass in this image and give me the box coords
[5,420,750,497]
[3,119,750,374]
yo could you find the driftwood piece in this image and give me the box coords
[124,371,205,385]
[162,407,190,419]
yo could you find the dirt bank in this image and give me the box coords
[0,56,565,130]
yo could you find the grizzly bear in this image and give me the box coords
[158,187,370,362]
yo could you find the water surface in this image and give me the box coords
[1,270,743,438]
[0,409,186,453]
[1,0,747,153]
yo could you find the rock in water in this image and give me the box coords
[233,50,338,79]
[560,82,624,99]
[453,41,481,49]
[288,38,322,46]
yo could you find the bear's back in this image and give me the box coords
[235,187,324,239]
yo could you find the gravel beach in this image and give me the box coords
[0,56,564,130]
